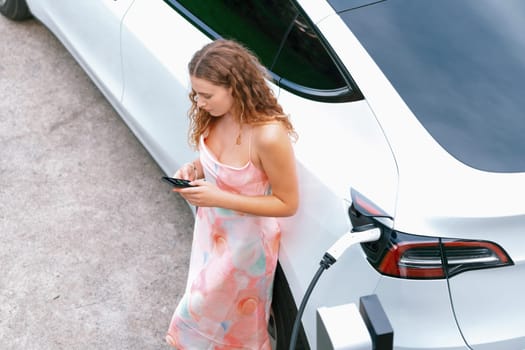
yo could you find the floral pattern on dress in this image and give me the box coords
[166,136,280,350]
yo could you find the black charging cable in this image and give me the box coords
[288,253,336,350]
[288,225,380,350]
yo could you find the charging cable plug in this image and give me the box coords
[323,225,381,266]
[289,224,381,350]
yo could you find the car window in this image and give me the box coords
[271,12,357,102]
[164,0,361,102]
[166,0,291,72]
[335,0,525,172]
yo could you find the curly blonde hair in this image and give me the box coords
[187,39,296,149]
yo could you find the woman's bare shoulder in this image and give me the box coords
[252,120,289,147]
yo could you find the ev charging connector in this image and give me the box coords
[288,224,385,350]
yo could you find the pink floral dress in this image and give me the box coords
[166,135,280,350]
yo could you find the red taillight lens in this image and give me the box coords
[379,240,446,279]
[441,240,512,277]
[364,232,514,279]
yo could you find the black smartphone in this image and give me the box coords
[161,176,194,188]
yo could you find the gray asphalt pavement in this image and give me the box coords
[0,15,194,350]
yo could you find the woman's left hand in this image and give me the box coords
[172,179,223,207]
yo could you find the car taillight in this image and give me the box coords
[371,232,513,279]
[377,236,444,279]
[348,190,514,279]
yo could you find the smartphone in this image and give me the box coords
[161,176,194,188]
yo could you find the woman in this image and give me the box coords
[166,39,299,349]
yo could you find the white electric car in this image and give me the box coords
[3,0,524,349]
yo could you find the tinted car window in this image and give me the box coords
[166,0,360,102]
[271,12,353,101]
[334,0,525,172]
[169,0,293,71]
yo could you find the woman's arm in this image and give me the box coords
[176,123,299,217]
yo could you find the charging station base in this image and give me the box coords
[316,294,393,350]
[317,303,372,350]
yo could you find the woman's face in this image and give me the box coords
[190,76,234,117]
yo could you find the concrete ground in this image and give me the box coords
[0,15,194,350]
